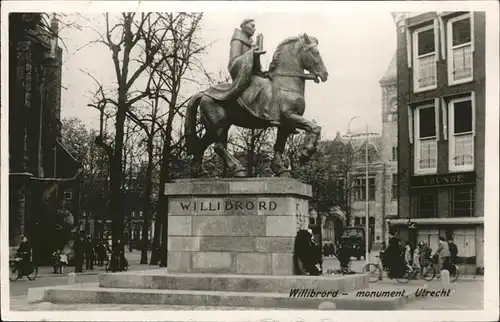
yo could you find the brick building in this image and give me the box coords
[389,12,485,270]
[9,14,81,263]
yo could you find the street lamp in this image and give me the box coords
[347,116,370,266]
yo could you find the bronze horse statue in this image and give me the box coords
[185,33,328,177]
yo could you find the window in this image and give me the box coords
[412,190,438,218]
[449,96,474,171]
[392,174,398,200]
[449,186,475,217]
[413,24,437,92]
[414,104,437,174]
[353,177,376,201]
[392,146,398,161]
[447,14,473,85]
[64,190,73,200]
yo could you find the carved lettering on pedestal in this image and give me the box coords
[177,200,278,212]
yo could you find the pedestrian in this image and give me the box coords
[84,236,94,270]
[112,239,125,272]
[413,243,421,274]
[59,250,68,274]
[16,235,31,278]
[404,242,412,268]
[448,237,458,265]
[386,231,404,278]
[293,229,321,276]
[52,249,61,274]
[447,237,459,275]
[336,242,351,273]
[73,236,84,273]
[434,236,451,277]
[96,241,106,267]
[419,241,431,267]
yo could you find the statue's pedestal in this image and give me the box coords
[165,178,312,275]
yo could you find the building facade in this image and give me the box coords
[392,12,485,270]
[379,52,399,246]
[9,14,81,263]
[323,132,388,249]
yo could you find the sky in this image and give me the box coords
[57,10,397,140]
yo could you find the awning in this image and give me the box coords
[388,217,483,226]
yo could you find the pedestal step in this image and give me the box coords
[98,270,368,294]
[27,277,428,310]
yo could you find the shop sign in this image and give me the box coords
[411,172,476,187]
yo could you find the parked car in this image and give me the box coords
[339,226,371,260]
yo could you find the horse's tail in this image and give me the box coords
[185,92,204,155]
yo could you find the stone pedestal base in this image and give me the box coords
[166,178,312,275]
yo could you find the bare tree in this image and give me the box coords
[126,95,165,263]
[83,13,180,254]
[229,128,275,177]
[145,13,206,267]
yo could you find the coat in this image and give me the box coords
[228,28,262,79]
[436,241,451,258]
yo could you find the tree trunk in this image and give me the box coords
[110,94,126,248]
[157,98,177,267]
[140,138,154,264]
[157,138,171,267]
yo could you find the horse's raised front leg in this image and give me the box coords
[213,127,247,178]
[272,127,292,177]
[284,114,321,164]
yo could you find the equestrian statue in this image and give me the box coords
[185,18,329,177]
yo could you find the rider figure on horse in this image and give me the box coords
[225,19,279,126]
[229,19,268,80]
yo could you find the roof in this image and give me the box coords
[379,52,397,85]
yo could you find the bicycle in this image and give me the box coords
[422,260,460,282]
[363,255,384,283]
[395,263,421,283]
[9,257,38,281]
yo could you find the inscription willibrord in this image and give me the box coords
[179,200,278,211]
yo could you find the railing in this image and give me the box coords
[451,44,472,82]
[452,133,474,168]
[417,138,437,172]
[416,53,437,90]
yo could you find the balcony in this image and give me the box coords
[450,44,473,84]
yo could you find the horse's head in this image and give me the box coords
[298,33,328,83]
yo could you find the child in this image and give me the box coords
[59,250,68,274]
[413,243,421,274]
[404,243,412,267]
